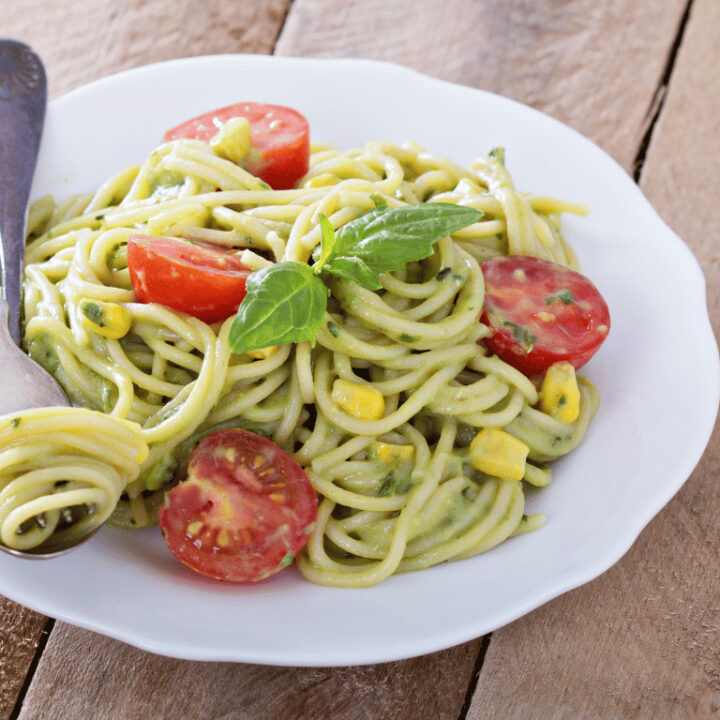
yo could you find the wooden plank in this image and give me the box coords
[2,2,702,719]
[0,2,291,718]
[4,1,479,716]
[276,0,687,174]
[3,0,290,99]
[468,0,720,717]
[17,624,481,720]
[0,601,46,719]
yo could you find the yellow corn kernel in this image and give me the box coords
[210,116,252,164]
[79,299,132,339]
[331,379,385,420]
[248,345,278,360]
[369,441,415,464]
[469,428,529,480]
[539,361,580,423]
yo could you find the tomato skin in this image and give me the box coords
[159,429,318,583]
[163,102,310,189]
[127,235,251,323]
[480,256,610,375]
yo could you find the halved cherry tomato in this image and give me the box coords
[127,235,251,323]
[163,102,310,189]
[159,429,318,583]
[480,256,610,375]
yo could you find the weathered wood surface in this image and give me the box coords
[0,0,292,716]
[2,0,718,718]
[3,0,291,99]
[0,601,46,720]
[17,625,480,720]
[469,0,720,717]
[276,0,687,173]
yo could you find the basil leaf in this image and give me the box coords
[228,262,327,354]
[322,256,382,290]
[326,203,482,279]
[313,213,336,273]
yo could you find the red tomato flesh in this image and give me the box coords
[480,256,610,375]
[163,102,310,190]
[127,235,251,323]
[159,429,318,583]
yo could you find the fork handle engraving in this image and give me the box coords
[0,40,46,345]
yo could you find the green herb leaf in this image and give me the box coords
[369,193,388,208]
[313,213,337,273]
[228,262,328,354]
[378,473,397,497]
[324,203,482,280]
[229,204,482,354]
[545,289,575,305]
[488,146,505,165]
[80,301,106,327]
[503,321,536,353]
[322,255,382,290]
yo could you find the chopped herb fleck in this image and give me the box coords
[545,289,574,305]
[369,192,388,208]
[94,214,104,221]
[258,180,271,190]
[503,321,536,353]
[378,473,397,497]
[488,146,505,165]
[101,385,114,413]
[10,418,20,428]
[558,394,567,407]
[279,552,294,568]
[326,320,341,337]
[80,301,105,327]
[399,333,419,343]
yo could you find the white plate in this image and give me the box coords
[2,55,717,666]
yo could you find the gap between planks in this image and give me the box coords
[632,0,695,180]
[8,618,54,720]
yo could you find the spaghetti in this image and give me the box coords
[9,136,599,585]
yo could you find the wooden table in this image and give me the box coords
[2,1,718,718]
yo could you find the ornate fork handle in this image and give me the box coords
[0,39,46,345]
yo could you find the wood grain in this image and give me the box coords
[467,0,720,717]
[2,1,715,719]
[276,0,687,173]
[16,624,480,720]
[0,2,290,719]
[0,602,46,719]
[2,0,291,99]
